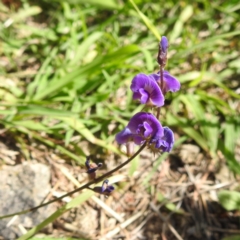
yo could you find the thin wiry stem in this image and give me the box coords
[156,64,164,119]
[0,143,146,220]
[156,107,160,119]
[160,66,164,92]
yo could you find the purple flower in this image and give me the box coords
[149,127,174,153]
[150,71,180,95]
[116,112,175,153]
[116,112,164,146]
[93,179,115,196]
[101,179,115,194]
[131,73,164,107]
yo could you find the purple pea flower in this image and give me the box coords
[130,73,164,107]
[150,71,180,95]
[116,112,163,145]
[116,112,174,153]
[93,179,115,196]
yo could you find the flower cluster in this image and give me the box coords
[116,36,180,154]
[86,36,180,197]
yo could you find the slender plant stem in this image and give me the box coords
[0,143,146,220]
[160,66,164,91]
[156,65,164,119]
[156,107,160,119]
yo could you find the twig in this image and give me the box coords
[103,211,143,239]
[150,202,184,240]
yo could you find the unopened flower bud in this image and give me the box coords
[157,36,168,68]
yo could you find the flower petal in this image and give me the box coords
[149,71,180,93]
[143,121,153,138]
[163,72,181,92]
[133,92,141,100]
[128,112,164,138]
[106,185,115,193]
[131,73,149,91]
[115,127,132,144]
[149,73,160,82]
[149,127,174,152]
[149,85,164,107]
[131,73,164,107]
[133,135,145,145]
[158,127,174,152]
[139,88,149,104]
[101,179,109,193]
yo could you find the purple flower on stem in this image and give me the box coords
[150,71,180,95]
[116,112,163,145]
[116,112,174,153]
[93,179,115,196]
[131,73,164,107]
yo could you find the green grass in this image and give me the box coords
[0,0,240,238]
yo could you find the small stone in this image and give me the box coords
[0,162,55,238]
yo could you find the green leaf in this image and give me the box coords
[27,47,58,99]
[211,80,240,99]
[16,105,78,117]
[218,190,240,211]
[57,117,121,155]
[70,31,104,65]
[218,142,240,175]
[224,119,239,153]
[15,128,85,164]
[167,113,209,152]
[140,48,154,72]
[178,94,220,154]
[222,235,240,240]
[175,31,240,58]
[4,6,41,26]
[170,5,193,41]
[11,120,50,131]
[178,71,201,84]
[55,0,120,9]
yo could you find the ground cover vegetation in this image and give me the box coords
[0,0,240,239]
